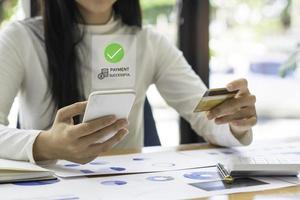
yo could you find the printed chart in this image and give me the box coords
[1,167,298,200]
[43,151,216,178]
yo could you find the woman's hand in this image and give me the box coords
[206,78,257,138]
[33,102,128,164]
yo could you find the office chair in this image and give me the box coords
[143,98,160,146]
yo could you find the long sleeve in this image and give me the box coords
[0,22,41,162]
[153,31,252,147]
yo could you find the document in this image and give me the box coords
[1,167,299,200]
[43,141,300,178]
[179,141,300,164]
[42,151,216,178]
[2,141,300,199]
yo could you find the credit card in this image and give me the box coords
[193,88,238,112]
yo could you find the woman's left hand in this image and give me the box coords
[206,78,257,138]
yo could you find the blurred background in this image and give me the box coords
[142,0,300,146]
[1,0,300,146]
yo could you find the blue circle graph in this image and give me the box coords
[64,163,80,167]
[110,167,126,171]
[13,179,60,186]
[89,161,108,165]
[132,158,147,161]
[101,180,127,186]
[183,171,218,180]
[146,176,174,182]
[80,169,95,174]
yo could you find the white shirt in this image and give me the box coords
[0,16,252,163]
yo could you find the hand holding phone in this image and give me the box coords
[34,102,128,164]
[83,89,135,143]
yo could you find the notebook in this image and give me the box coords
[0,159,55,183]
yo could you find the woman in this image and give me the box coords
[0,0,256,164]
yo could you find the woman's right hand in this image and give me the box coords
[33,101,128,164]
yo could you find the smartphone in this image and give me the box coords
[82,89,136,143]
[83,89,136,122]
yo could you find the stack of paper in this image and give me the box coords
[2,142,300,199]
[0,159,55,183]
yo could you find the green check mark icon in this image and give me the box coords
[104,43,125,63]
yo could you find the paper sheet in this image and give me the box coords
[3,141,300,199]
[179,141,300,165]
[42,141,300,178]
[1,167,299,200]
[42,151,216,178]
[0,159,49,172]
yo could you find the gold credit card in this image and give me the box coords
[193,88,238,112]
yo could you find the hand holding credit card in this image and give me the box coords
[192,79,257,138]
[193,88,238,112]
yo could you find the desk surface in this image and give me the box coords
[103,137,300,200]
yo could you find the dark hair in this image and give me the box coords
[42,0,142,117]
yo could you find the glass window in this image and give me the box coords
[141,0,180,146]
[0,0,19,27]
[210,0,300,139]
[0,0,24,128]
